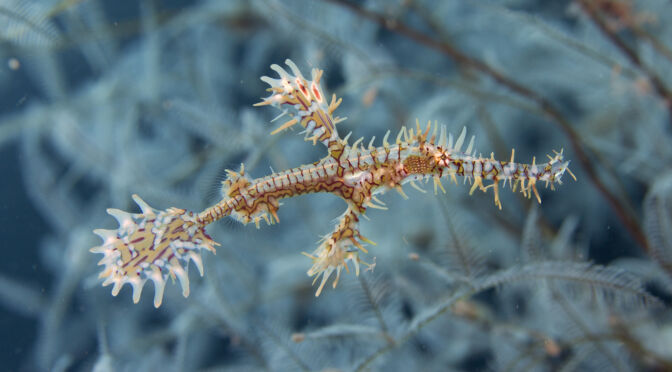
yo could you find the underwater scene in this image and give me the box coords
[1,0,671,371]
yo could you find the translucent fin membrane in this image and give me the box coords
[90,195,218,307]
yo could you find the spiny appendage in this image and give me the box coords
[90,195,218,307]
[217,164,281,228]
[508,148,575,203]
[398,121,575,209]
[254,59,346,146]
[460,148,575,210]
[303,207,375,296]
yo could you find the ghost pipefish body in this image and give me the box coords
[91,59,575,307]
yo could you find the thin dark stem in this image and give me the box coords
[323,0,650,255]
[358,276,392,342]
[578,0,672,123]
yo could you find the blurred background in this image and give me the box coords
[0,0,671,371]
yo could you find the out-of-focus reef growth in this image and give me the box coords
[0,0,671,371]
